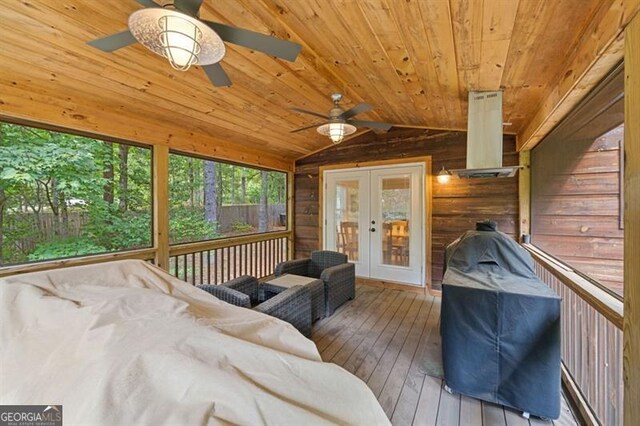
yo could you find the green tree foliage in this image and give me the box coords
[0,123,287,265]
[0,123,151,265]
[168,153,287,243]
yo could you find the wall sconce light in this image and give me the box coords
[437,166,451,184]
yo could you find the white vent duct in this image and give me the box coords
[450,91,519,178]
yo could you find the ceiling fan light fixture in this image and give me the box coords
[317,122,356,144]
[158,14,201,71]
[128,8,225,71]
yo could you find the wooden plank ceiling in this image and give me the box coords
[0,0,625,170]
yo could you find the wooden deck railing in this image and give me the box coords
[168,230,291,285]
[523,244,623,426]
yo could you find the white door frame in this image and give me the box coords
[319,158,432,288]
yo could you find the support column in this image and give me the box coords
[624,11,640,425]
[153,145,170,270]
[287,169,295,260]
[518,150,531,240]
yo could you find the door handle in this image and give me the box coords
[370,227,376,232]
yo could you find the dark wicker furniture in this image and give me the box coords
[275,250,355,316]
[262,274,325,322]
[198,275,312,337]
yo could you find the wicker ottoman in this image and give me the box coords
[262,274,325,322]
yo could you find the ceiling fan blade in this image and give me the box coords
[174,0,203,16]
[290,107,329,120]
[339,103,372,119]
[348,120,393,131]
[204,21,301,62]
[135,0,160,7]
[203,63,232,87]
[290,123,323,133]
[87,30,137,52]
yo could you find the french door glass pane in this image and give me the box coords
[335,180,359,261]
[381,176,410,266]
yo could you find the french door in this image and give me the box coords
[324,164,425,286]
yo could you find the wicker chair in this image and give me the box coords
[275,250,355,316]
[197,276,312,337]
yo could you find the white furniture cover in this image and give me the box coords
[0,260,389,425]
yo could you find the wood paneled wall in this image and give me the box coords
[531,127,624,294]
[294,128,519,289]
[531,124,624,295]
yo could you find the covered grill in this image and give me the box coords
[441,222,561,419]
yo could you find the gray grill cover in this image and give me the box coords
[441,230,561,419]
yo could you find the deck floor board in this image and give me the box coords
[312,284,579,426]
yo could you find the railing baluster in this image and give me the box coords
[191,252,196,285]
[174,256,179,278]
[206,250,211,284]
[168,232,291,284]
[216,248,220,285]
[531,253,622,426]
[233,245,237,279]
[227,246,232,282]
[257,241,261,276]
[252,242,256,277]
[266,239,270,277]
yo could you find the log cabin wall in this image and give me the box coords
[531,66,624,296]
[531,126,624,295]
[294,128,519,289]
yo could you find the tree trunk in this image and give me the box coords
[50,178,61,236]
[216,165,223,214]
[231,166,236,205]
[241,169,247,203]
[258,170,268,232]
[60,195,69,236]
[118,144,129,212]
[188,157,195,209]
[241,169,247,223]
[203,160,218,229]
[103,142,114,204]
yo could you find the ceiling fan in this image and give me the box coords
[290,93,393,144]
[87,0,302,87]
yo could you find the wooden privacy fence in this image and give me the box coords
[168,230,290,285]
[5,211,88,255]
[525,245,623,426]
[217,204,285,232]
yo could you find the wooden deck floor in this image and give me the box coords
[311,285,579,426]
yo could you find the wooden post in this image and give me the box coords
[624,11,640,426]
[518,150,531,240]
[153,145,170,270]
[287,169,295,260]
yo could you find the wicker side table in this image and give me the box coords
[262,274,325,322]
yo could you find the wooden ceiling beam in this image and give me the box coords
[478,0,519,90]
[517,0,640,151]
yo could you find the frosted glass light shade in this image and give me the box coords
[437,167,451,184]
[317,122,357,144]
[158,14,200,70]
[128,9,225,71]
